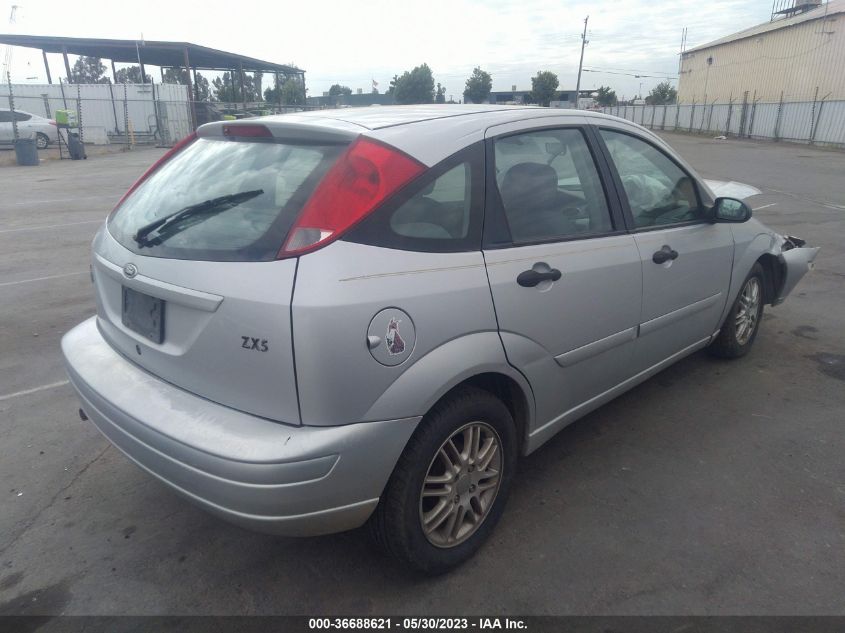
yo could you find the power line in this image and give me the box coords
[582,65,678,75]
[583,68,678,80]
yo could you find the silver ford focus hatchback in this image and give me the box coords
[62,105,818,573]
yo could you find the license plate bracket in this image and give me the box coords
[122,286,165,344]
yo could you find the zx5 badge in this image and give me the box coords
[241,336,269,352]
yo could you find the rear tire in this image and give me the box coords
[35,133,50,150]
[709,263,765,359]
[368,386,517,574]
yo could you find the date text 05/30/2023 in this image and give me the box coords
[308,617,528,630]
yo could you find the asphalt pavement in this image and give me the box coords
[0,134,843,616]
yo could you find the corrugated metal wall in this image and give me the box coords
[1,83,192,145]
[678,9,845,103]
[600,98,845,148]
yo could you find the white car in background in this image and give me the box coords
[0,108,59,149]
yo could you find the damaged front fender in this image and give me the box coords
[773,236,820,305]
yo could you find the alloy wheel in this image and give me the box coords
[735,277,761,345]
[419,422,503,548]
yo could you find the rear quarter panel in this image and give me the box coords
[291,241,524,426]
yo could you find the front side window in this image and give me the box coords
[492,128,613,244]
[600,129,702,228]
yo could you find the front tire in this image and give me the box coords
[709,263,765,359]
[369,386,517,574]
[35,133,50,150]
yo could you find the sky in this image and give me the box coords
[2,0,774,101]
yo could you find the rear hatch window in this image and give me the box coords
[108,137,345,262]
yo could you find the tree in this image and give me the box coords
[282,78,306,105]
[162,68,211,101]
[530,70,559,107]
[114,65,150,84]
[328,84,352,97]
[192,74,211,102]
[212,71,263,102]
[163,67,188,84]
[70,56,108,84]
[646,81,677,105]
[595,85,617,106]
[391,64,435,104]
[435,82,446,104]
[463,67,492,104]
[265,78,307,105]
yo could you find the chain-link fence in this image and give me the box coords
[600,93,845,149]
[2,81,328,149]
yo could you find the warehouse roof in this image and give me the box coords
[686,0,844,53]
[0,34,303,73]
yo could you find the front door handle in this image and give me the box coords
[517,268,562,287]
[652,245,679,264]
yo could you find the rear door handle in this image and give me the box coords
[517,268,562,287]
[652,245,679,264]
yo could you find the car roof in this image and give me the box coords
[259,104,603,131]
[205,105,644,167]
[263,104,541,131]
[248,105,618,166]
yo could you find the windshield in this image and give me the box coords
[108,137,345,262]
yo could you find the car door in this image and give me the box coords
[482,120,643,447]
[596,126,733,373]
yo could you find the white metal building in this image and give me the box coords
[678,0,845,104]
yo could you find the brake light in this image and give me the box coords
[48,120,57,126]
[223,124,272,138]
[109,132,197,217]
[279,137,425,257]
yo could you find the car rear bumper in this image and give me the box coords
[61,316,420,536]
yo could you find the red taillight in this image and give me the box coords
[223,124,272,138]
[279,137,425,257]
[109,132,197,218]
[48,120,57,126]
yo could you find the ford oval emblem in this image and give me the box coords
[123,263,138,279]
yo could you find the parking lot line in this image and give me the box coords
[5,194,118,207]
[0,271,87,287]
[0,219,102,234]
[0,380,70,402]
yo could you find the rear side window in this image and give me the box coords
[13,112,32,122]
[108,137,344,262]
[492,128,613,244]
[345,143,483,252]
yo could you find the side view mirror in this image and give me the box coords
[712,197,752,223]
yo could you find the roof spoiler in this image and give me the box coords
[198,118,359,144]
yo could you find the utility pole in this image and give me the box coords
[574,15,589,109]
[2,5,19,78]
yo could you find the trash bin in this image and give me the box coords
[14,138,39,166]
[67,133,87,160]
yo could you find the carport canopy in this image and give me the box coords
[0,33,304,84]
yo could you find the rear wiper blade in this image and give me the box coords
[133,189,264,247]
